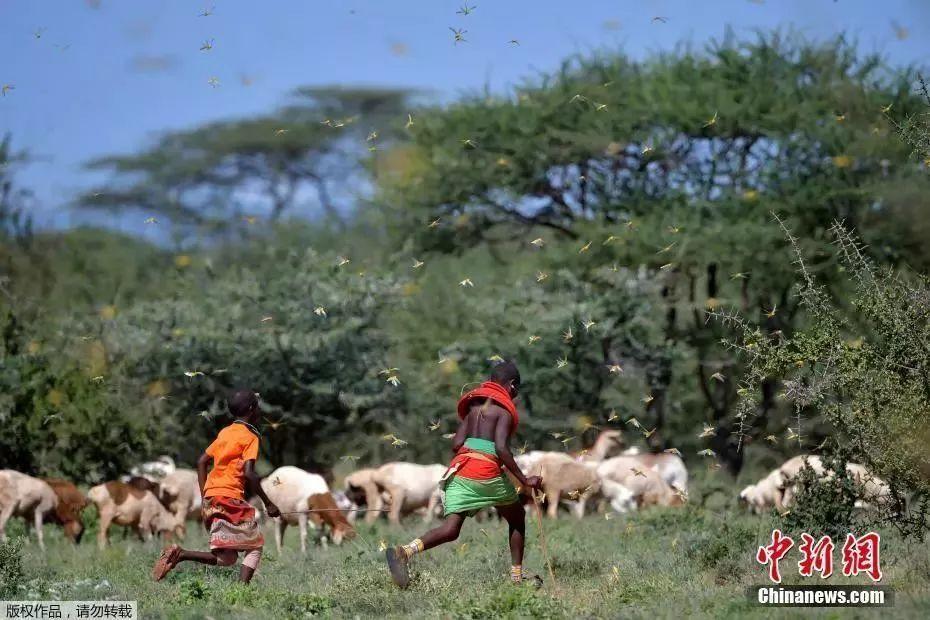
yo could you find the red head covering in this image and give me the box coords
[456,381,519,434]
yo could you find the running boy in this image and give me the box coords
[152,389,280,584]
[386,360,542,588]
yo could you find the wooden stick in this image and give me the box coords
[531,490,558,590]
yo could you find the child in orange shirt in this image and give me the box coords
[152,389,280,584]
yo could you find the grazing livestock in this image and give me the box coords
[0,470,59,550]
[87,481,179,549]
[261,466,355,553]
[600,478,638,514]
[370,463,446,524]
[628,452,689,493]
[595,457,686,508]
[344,468,383,524]
[777,455,827,507]
[332,491,358,522]
[126,476,161,496]
[43,478,87,544]
[738,469,785,514]
[158,469,201,537]
[777,455,890,509]
[128,456,176,483]
[306,492,356,547]
[517,452,600,518]
[845,463,892,507]
[577,430,625,462]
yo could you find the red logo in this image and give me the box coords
[756,529,794,584]
[757,531,882,583]
[841,532,882,582]
[797,533,834,578]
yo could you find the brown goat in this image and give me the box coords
[308,492,356,546]
[43,478,87,544]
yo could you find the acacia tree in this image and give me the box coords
[79,87,415,234]
[377,34,930,472]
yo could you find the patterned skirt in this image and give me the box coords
[202,496,264,551]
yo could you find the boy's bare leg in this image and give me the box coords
[153,546,237,581]
[417,513,465,551]
[495,502,526,583]
[239,549,262,583]
[178,549,237,565]
[387,513,466,589]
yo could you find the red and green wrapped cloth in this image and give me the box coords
[441,383,521,516]
[441,438,519,516]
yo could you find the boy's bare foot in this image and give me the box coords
[385,546,410,589]
[152,544,181,582]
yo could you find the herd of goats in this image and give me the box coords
[0,430,892,553]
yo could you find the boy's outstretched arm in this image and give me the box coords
[243,460,280,517]
[493,410,541,490]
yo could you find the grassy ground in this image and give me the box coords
[5,496,930,619]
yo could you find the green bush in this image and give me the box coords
[717,219,930,537]
[780,449,862,540]
[0,325,163,482]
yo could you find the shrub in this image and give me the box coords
[716,218,930,537]
[780,447,862,540]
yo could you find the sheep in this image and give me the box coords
[0,470,59,550]
[777,455,890,510]
[87,481,179,549]
[595,457,686,508]
[738,469,785,514]
[628,452,689,493]
[261,466,355,553]
[600,478,638,514]
[517,452,599,519]
[777,455,826,507]
[158,468,201,539]
[370,463,446,524]
[576,430,625,462]
[846,463,892,508]
[127,456,176,483]
[331,490,358,523]
[343,468,383,525]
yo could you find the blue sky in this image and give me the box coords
[1,0,928,230]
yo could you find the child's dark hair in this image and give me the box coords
[490,359,520,387]
[227,389,258,418]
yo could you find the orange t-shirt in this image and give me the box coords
[203,422,259,500]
